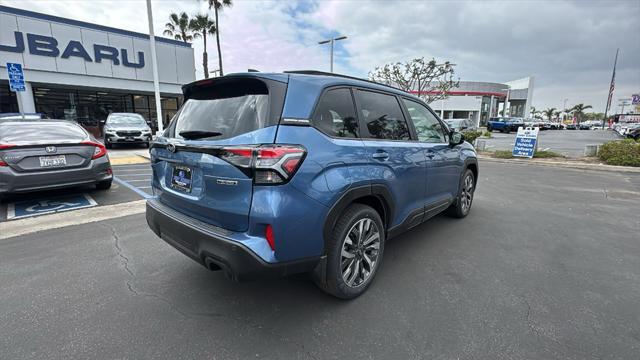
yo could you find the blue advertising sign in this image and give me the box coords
[6,62,25,92]
[7,194,97,220]
[512,127,539,158]
[632,94,640,105]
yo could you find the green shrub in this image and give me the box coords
[491,150,563,159]
[493,150,513,158]
[482,131,492,138]
[462,130,483,144]
[598,139,640,167]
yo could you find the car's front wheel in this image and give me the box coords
[447,168,476,218]
[314,204,385,299]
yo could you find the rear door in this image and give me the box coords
[150,76,287,232]
[354,89,427,230]
[0,121,95,172]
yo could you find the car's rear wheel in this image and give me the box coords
[314,204,385,299]
[95,180,112,190]
[487,125,493,132]
[447,168,476,218]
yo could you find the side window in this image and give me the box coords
[356,90,410,141]
[312,88,359,138]
[402,99,448,143]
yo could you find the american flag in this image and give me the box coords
[604,49,619,116]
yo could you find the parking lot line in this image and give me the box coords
[113,177,152,199]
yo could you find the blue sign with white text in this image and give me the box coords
[8,194,97,219]
[512,127,539,158]
[6,62,25,92]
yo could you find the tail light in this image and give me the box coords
[218,145,306,185]
[0,143,16,166]
[81,141,107,159]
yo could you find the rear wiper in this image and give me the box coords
[179,130,223,140]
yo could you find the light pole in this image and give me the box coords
[146,0,163,135]
[318,35,347,73]
[563,98,568,122]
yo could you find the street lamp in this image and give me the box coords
[318,35,347,73]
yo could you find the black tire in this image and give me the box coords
[105,140,112,149]
[95,180,112,190]
[313,204,385,299]
[503,126,510,134]
[447,168,476,218]
[487,126,493,132]
[142,142,149,148]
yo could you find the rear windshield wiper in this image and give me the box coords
[179,130,223,140]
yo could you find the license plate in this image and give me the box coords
[171,166,192,192]
[126,137,135,141]
[39,155,67,167]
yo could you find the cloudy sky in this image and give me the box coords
[2,0,639,112]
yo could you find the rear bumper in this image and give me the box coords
[145,198,321,281]
[0,157,112,194]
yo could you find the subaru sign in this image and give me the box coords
[6,62,25,92]
[1,31,144,68]
[512,127,539,158]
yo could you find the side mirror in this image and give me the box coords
[450,131,464,146]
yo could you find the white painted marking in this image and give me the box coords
[122,179,151,183]
[0,200,147,240]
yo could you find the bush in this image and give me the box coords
[598,139,640,167]
[462,130,483,144]
[491,150,563,159]
[482,131,492,138]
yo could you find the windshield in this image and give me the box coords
[107,114,146,126]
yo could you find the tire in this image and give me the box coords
[503,127,510,134]
[487,126,493,132]
[105,140,112,149]
[313,204,385,299]
[142,142,149,148]
[95,180,112,190]
[447,168,476,218]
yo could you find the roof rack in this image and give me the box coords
[283,70,406,93]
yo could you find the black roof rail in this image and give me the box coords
[283,70,406,93]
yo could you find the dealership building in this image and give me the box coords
[412,77,535,127]
[0,5,195,129]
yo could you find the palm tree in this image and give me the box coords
[205,0,232,76]
[164,12,193,43]
[570,103,593,124]
[190,14,216,78]
[530,106,540,118]
[563,108,573,122]
[543,107,556,121]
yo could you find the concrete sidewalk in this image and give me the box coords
[107,148,150,165]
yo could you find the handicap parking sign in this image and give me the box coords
[6,62,25,92]
[7,194,97,220]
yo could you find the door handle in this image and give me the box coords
[372,151,389,160]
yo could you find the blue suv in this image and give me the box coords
[146,71,478,298]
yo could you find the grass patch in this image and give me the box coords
[491,150,564,159]
[598,139,640,167]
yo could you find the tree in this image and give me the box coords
[205,0,232,76]
[164,12,193,43]
[543,107,556,120]
[190,14,216,78]
[570,103,593,123]
[368,57,459,103]
[530,106,541,119]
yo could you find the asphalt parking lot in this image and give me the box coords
[0,163,151,222]
[482,129,620,157]
[1,161,639,359]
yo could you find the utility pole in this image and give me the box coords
[318,36,347,73]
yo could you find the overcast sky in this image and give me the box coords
[2,0,639,112]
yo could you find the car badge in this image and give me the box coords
[45,146,57,153]
[167,143,176,153]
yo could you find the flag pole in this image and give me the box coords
[146,0,163,135]
[602,48,619,129]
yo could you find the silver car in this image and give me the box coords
[0,119,112,199]
[102,113,152,148]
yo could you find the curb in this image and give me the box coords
[109,155,149,165]
[478,155,640,173]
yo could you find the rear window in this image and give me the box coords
[312,88,359,138]
[0,121,87,143]
[168,78,284,141]
[356,90,410,141]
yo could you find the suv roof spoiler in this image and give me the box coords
[284,70,406,93]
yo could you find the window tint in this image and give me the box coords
[356,90,410,141]
[312,88,359,138]
[402,99,447,143]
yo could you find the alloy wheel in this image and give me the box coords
[460,173,474,214]
[341,218,381,288]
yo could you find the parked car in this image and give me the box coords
[579,123,591,130]
[487,117,524,133]
[145,71,479,299]
[0,118,111,200]
[444,118,476,132]
[0,112,47,120]
[566,124,577,130]
[625,124,640,140]
[102,113,152,148]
